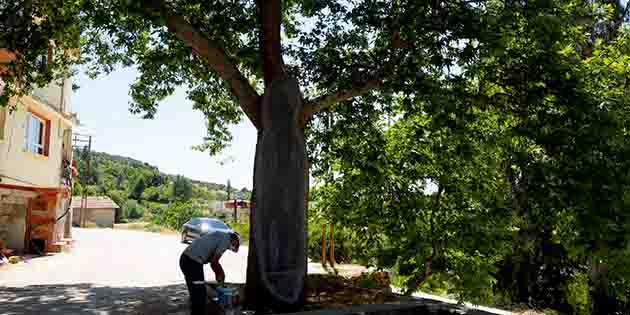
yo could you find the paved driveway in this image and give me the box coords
[0,228,367,315]
[0,228,516,315]
[0,228,247,314]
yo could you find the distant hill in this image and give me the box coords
[190,179,227,192]
[92,151,155,168]
[73,149,251,200]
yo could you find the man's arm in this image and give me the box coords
[209,254,225,283]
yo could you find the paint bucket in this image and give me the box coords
[216,287,239,307]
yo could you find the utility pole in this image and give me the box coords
[80,136,91,227]
[73,130,92,228]
[227,180,237,223]
[233,197,238,223]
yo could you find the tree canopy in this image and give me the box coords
[3,0,630,313]
[307,1,630,313]
[2,0,486,147]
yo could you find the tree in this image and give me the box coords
[73,148,100,188]
[159,200,202,230]
[72,181,83,196]
[130,176,146,200]
[108,189,128,222]
[469,2,630,313]
[172,175,193,201]
[124,199,145,220]
[309,80,513,303]
[83,185,98,196]
[2,2,484,307]
[5,0,630,310]
[307,1,630,313]
[108,189,128,210]
[192,185,218,201]
[239,188,252,200]
[142,186,162,202]
[215,190,228,201]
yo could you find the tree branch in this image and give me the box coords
[622,2,630,21]
[256,0,285,86]
[301,79,383,125]
[299,29,417,126]
[142,0,261,129]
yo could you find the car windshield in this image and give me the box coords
[200,219,229,230]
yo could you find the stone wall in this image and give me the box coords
[0,201,27,251]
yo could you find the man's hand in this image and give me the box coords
[210,255,226,284]
[216,272,225,284]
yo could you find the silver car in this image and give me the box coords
[181,217,233,243]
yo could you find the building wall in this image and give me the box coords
[0,77,75,253]
[0,95,73,188]
[90,208,115,228]
[30,78,73,114]
[0,201,27,251]
[73,208,116,228]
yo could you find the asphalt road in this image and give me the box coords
[0,228,246,314]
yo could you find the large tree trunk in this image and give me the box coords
[245,77,307,312]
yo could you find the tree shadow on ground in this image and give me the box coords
[0,283,189,314]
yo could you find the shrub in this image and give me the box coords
[145,223,168,233]
[124,199,145,220]
[156,201,202,230]
[229,221,250,245]
[566,272,591,315]
[83,185,98,196]
[107,190,128,209]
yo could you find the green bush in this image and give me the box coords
[108,190,128,210]
[229,221,250,245]
[83,185,98,196]
[72,181,83,196]
[145,223,167,233]
[153,201,202,230]
[124,199,145,220]
[566,272,591,315]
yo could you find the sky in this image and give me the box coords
[72,67,257,190]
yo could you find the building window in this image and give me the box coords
[24,112,49,156]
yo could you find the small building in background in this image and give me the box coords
[214,199,250,222]
[71,196,119,228]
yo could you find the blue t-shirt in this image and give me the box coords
[183,231,231,264]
